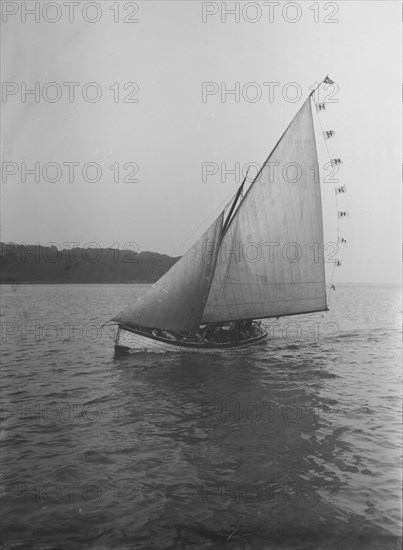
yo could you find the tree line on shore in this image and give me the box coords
[0,243,179,283]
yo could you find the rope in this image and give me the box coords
[314,84,344,307]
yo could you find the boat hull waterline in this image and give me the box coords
[114,325,268,354]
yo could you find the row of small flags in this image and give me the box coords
[316,76,347,286]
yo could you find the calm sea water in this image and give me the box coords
[1,283,401,550]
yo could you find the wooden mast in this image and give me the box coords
[222,170,249,235]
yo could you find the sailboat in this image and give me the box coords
[110,77,338,353]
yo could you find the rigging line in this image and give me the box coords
[171,188,240,256]
[222,168,250,235]
[315,88,341,307]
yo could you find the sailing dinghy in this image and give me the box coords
[110,78,338,353]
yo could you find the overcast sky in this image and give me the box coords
[1,1,401,283]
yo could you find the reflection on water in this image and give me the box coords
[1,284,401,549]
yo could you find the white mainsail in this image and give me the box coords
[113,93,328,333]
[201,96,327,323]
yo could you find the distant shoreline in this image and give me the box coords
[1,281,400,286]
[1,244,400,286]
[0,281,153,285]
[0,243,179,285]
